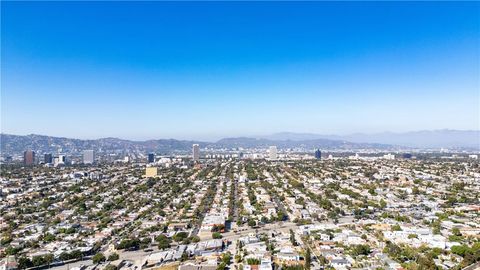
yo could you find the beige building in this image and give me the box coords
[145,167,158,177]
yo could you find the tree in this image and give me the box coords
[104,264,118,270]
[379,199,387,209]
[32,256,46,267]
[18,257,33,269]
[93,252,106,264]
[221,252,232,265]
[4,246,20,255]
[318,255,328,266]
[383,242,401,258]
[0,235,12,245]
[59,252,71,261]
[246,258,260,265]
[70,250,83,259]
[216,262,226,270]
[392,224,402,231]
[351,244,371,256]
[212,232,222,239]
[277,210,288,221]
[289,229,297,246]
[173,232,189,242]
[305,248,312,270]
[108,253,119,261]
[260,216,269,224]
[190,235,200,243]
[451,245,470,257]
[141,237,152,248]
[156,235,171,250]
[117,238,140,250]
[44,254,54,266]
[408,234,417,239]
[417,254,436,270]
[212,224,225,232]
[43,233,56,242]
[431,220,441,234]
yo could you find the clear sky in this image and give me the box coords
[1,1,479,141]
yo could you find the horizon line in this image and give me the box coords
[1,128,479,142]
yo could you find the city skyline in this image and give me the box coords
[1,3,479,270]
[2,1,479,141]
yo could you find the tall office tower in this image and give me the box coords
[269,146,278,160]
[148,153,155,163]
[192,144,200,162]
[83,150,95,164]
[55,154,66,166]
[44,153,53,164]
[24,150,35,165]
[315,149,322,159]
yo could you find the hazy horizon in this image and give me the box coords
[2,2,479,140]
[2,128,479,143]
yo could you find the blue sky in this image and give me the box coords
[1,1,479,141]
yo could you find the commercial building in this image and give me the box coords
[315,149,322,159]
[145,167,158,177]
[200,213,226,231]
[148,153,155,163]
[23,150,35,165]
[269,146,277,160]
[55,155,66,166]
[83,150,95,164]
[192,144,200,162]
[383,153,395,160]
[44,153,53,164]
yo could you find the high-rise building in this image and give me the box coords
[24,150,35,165]
[148,153,155,163]
[269,146,278,160]
[192,144,200,162]
[83,150,95,164]
[55,154,66,166]
[44,153,53,164]
[315,149,322,159]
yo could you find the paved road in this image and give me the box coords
[232,178,239,223]
[271,192,288,217]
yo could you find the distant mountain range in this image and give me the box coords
[263,129,480,149]
[0,133,393,156]
[0,134,204,156]
[213,137,391,150]
[0,129,478,155]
